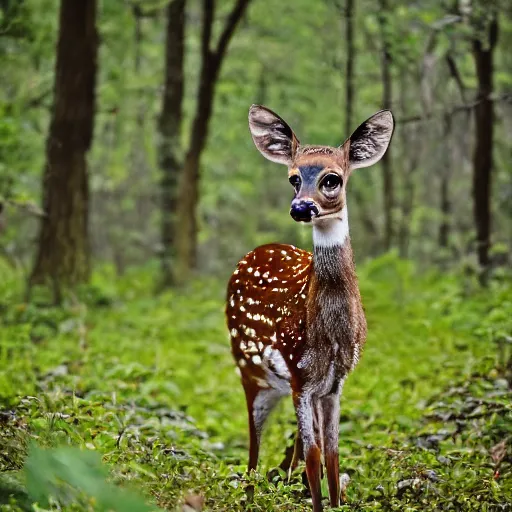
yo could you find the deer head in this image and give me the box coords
[248,105,394,226]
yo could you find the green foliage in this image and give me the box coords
[0,257,510,510]
[24,445,160,511]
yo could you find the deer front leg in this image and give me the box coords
[321,381,344,507]
[294,392,323,512]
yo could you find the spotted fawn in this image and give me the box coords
[226,105,394,511]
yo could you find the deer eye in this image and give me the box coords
[289,175,301,191]
[321,173,342,190]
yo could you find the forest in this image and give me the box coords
[0,0,511,510]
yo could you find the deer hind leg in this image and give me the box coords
[278,429,304,482]
[244,382,283,472]
[282,400,323,482]
[278,430,301,478]
[289,430,303,476]
[313,400,325,481]
[321,380,344,507]
[294,392,323,512]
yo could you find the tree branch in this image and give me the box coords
[397,93,512,125]
[445,53,467,103]
[129,1,164,19]
[3,198,47,218]
[214,0,251,62]
[201,0,215,60]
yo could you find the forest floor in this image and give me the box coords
[0,255,511,511]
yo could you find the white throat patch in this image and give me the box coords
[312,206,349,247]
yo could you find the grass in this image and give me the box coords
[0,255,511,511]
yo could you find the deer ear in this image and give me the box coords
[345,110,394,170]
[248,105,300,166]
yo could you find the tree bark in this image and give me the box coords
[472,14,498,271]
[438,113,452,249]
[342,0,378,248]
[397,69,422,259]
[158,0,185,287]
[29,0,98,302]
[377,1,394,251]
[344,0,354,138]
[174,0,252,280]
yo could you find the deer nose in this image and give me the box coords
[290,199,319,222]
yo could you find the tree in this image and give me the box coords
[438,112,452,250]
[471,9,498,273]
[344,0,355,139]
[174,0,252,281]
[439,49,469,252]
[397,69,422,259]
[341,0,379,247]
[377,0,394,251]
[29,0,98,302]
[158,0,186,287]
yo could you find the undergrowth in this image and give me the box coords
[0,255,511,511]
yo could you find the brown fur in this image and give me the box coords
[229,104,393,511]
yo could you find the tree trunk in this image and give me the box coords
[175,58,217,277]
[438,113,452,249]
[377,1,394,251]
[438,175,451,249]
[397,141,415,256]
[397,157,416,259]
[174,0,252,281]
[342,0,378,248]
[29,0,98,303]
[472,14,498,271]
[344,0,354,138]
[158,0,185,288]
[397,68,423,259]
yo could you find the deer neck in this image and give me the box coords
[308,205,361,370]
[311,205,353,284]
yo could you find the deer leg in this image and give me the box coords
[321,381,344,507]
[279,430,302,479]
[290,430,304,475]
[295,392,323,512]
[245,385,282,472]
[313,400,325,480]
[279,430,304,481]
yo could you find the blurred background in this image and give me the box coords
[0,0,511,293]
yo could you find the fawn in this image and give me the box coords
[226,105,394,511]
